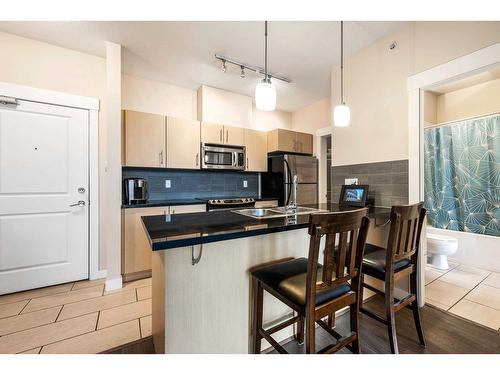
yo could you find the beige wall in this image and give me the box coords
[331,21,500,166]
[0,31,109,269]
[122,74,197,120]
[291,97,331,134]
[252,104,292,131]
[423,91,437,126]
[436,78,500,123]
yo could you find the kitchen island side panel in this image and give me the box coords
[154,229,310,353]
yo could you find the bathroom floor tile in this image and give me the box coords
[465,284,500,310]
[425,268,445,285]
[439,265,490,289]
[103,278,152,295]
[449,300,500,331]
[136,285,152,301]
[425,280,470,309]
[482,272,500,289]
[72,278,106,291]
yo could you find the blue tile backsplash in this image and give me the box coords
[122,168,260,201]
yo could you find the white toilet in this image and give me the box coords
[426,233,458,270]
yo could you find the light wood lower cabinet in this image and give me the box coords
[122,204,206,281]
[244,129,267,172]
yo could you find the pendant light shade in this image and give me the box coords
[255,78,276,111]
[333,104,350,127]
[255,21,276,111]
[334,21,350,127]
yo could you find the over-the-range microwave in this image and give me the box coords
[201,143,246,170]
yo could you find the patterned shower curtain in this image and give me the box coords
[424,114,500,236]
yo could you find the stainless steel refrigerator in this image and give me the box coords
[261,154,318,206]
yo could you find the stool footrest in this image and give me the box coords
[317,331,357,354]
[360,306,387,325]
[258,327,288,354]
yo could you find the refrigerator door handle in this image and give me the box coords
[284,159,293,206]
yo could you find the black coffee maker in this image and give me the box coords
[123,178,149,205]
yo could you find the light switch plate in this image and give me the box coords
[165,180,171,188]
[243,180,248,188]
[345,178,358,185]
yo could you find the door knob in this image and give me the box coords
[70,200,86,207]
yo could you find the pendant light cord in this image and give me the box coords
[265,21,268,82]
[340,20,344,105]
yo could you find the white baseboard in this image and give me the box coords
[105,276,123,291]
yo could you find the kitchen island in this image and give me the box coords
[142,204,391,354]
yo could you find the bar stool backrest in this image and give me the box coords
[306,208,370,306]
[386,202,427,266]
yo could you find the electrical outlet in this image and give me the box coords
[345,178,358,185]
[165,180,171,188]
[243,180,248,188]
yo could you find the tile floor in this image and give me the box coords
[0,278,152,354]
[425,261,500,333]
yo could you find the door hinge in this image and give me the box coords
[0,96,19,107]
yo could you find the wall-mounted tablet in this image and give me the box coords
[339,185,369,207]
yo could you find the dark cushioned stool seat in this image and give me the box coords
[252,258,351,306]
[362,243,412,280]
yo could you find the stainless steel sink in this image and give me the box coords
[233,206,327,219]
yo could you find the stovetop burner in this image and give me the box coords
[202,197,256,211]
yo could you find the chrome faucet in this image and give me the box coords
[287,174,299,212]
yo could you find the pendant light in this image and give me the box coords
[255,21,276,111]
[334,21,351,127]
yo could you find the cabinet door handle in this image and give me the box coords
[159,150,163,166]
[246,157,249,170]
[196,153,199,167]
[226,129,228,143]
[220,128,223,142]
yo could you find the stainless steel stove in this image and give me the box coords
[205,197,256,211]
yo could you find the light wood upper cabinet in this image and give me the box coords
[295,131,313,155]
[201,122,224,144]
[124,110,166,167]
[224,125,245,146]
[166,117,201,169]
[201,122,245,146]
[267,128,313,155]
[244,129,267,172]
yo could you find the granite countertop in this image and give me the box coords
[142,204,391,251]
[121,197,280,209]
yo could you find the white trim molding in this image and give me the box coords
[407,41,500,307]
[0,81,99,110]
[0,80,102,282]
[316,126,332,204]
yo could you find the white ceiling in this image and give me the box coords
[0,21,409,111]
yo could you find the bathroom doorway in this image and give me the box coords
[419,67,500,331]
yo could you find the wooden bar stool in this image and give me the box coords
[250,208,370,354]
[360,202,427,354]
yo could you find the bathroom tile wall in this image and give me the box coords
[122,168,260,201]
[331,160,408,207]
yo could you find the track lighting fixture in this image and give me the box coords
[240,66,245,78]
[221,59,227,73]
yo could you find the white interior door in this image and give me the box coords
[0,99,89,294]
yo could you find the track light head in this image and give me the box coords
[240,66,245,78]
[221,59,227,73]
